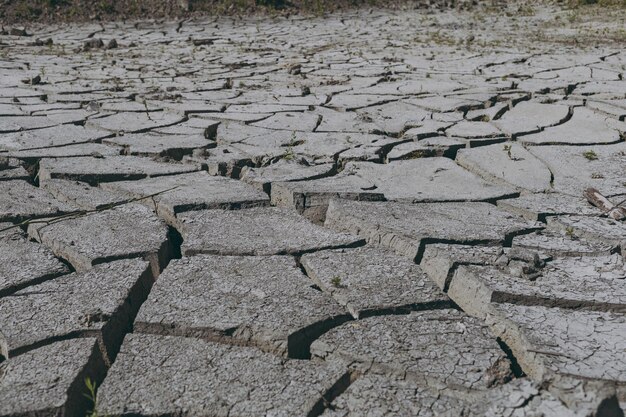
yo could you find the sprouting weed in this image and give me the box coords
[83,378,108,417]
[583,150,598,160]
[283,131,298,161]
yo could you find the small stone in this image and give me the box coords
[83,38,104,50]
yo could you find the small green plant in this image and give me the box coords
[98,1,115,13]
[84,378,107,417]
[517,4,536,15]
[13,3,42,18]
[565,226,575,237]
[282,131,298,161]
[583,150,598,160]
[330,276,342,288]
[283,147,294,161]
[256,0,285,8]
[407,150,429,159]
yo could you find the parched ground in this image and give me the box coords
[1,2,626,416]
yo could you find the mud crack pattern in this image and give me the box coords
[0,3,625,416]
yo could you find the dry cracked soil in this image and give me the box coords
[1,1,626,416]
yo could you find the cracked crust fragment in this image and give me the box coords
[97,333,349,417]
[487,303,626,403]
[325,199,540,261]
[311,309,512,392]
[301,246,451,319]
[134,255,347,358]
[0,338,105,417]
[0,258,152,362]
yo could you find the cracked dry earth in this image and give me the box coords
[1,3,626,417]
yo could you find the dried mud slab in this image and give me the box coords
[1,4,626,416]
[0,180,74,222]
[420,244,505,290]
[488,303,626,401]
[312,309,512,391]
[520,107,622,146]
[134,255,347,358]
[492,101,570,137]
[86,111,185,134]
[511,230,617,258]
[0,224,69,297]
[0,259,152,360]
[40,179,129,210]
[0,124,109,151]
[322,376,594,417]
[300,246,450,319]
[272,158,517,221]
[6,143,122,160]
[547,215,626,255]
[456,143,552,192]
[448,254,626,317]
[325,199,540,261]
[497,193,601,222]
[103,133,212,158]
[97,334,349,417]
[38,155,200,184]
[27,203,170,273]
[240,160,334,193]
[179,206,364,256]
[0,338,105,417]
[102,171,270,226]
[528,142,626,197]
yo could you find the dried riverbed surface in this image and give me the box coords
[1,2,626,416]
